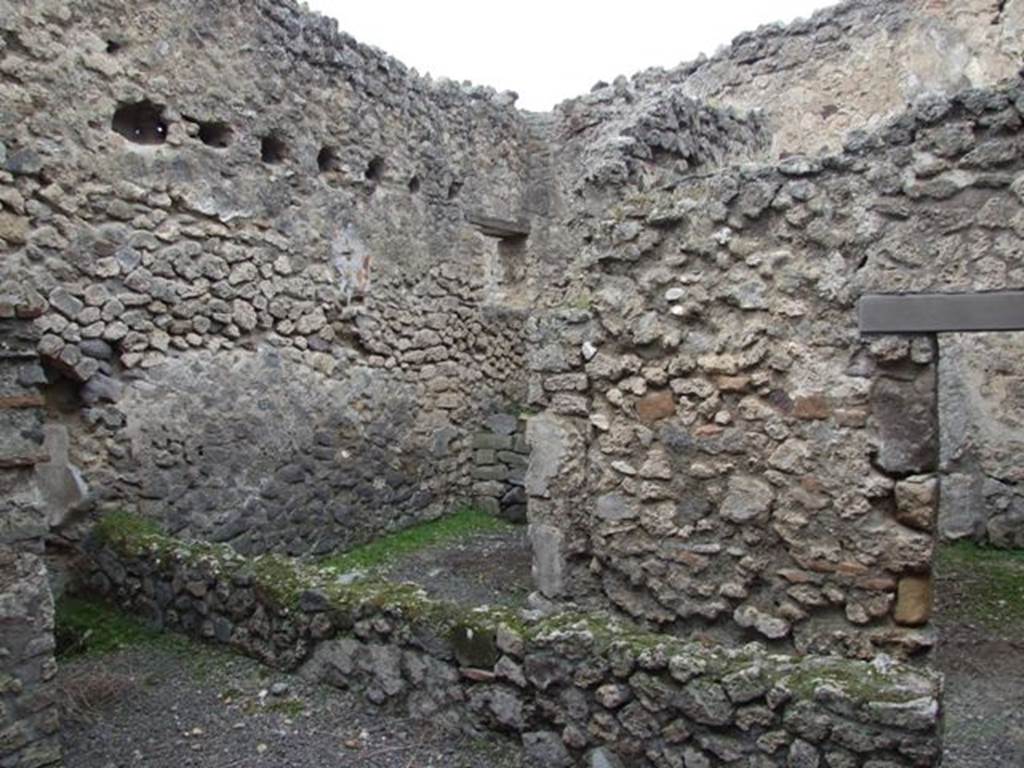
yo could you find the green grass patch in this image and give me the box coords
[320,506,516,574]
[94,510,165,557]
[940,539,1024,564]
[264,697,306,717]
[55,595,184,659]
[936,540,1024,629]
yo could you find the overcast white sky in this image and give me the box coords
[305,1,832,110]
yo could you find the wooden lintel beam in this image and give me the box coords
[466,211,530,239]
[859,291,1024,333]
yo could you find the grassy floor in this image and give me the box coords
[319,506,517,574]
[54,593,207,663]
[56,595,251,693]
[936,540,1024,630]
[55,595,184,659]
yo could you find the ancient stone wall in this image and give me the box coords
[13,0,1024,761]
[4,0,1024,698]
[0,0,546,554]
[83,517,944,768]
[526,76,1024,657]
[590,0,1024,548]
[938,331,1024,547]
[0,298,62,768]
[616,0,1024,158]
[470,412,530,523]
[0,550,61,768]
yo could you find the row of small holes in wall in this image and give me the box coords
[110,100,432,191]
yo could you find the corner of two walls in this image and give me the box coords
[0,0,542,561]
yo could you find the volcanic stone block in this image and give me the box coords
[720,476,774,523]
[894,475,938,532]
[529,523,565,598]
[0,410,47,468]
[870,373,938,475]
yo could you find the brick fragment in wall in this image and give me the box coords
[894,575,933,627]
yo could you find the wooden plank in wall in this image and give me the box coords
[858,291,1024,333]
[466,211,530,239]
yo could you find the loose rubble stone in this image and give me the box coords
[522,731,572,768]
[721,476,774,523]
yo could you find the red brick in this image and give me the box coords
[636,390,675,423]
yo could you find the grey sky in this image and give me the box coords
[305,1,832,110]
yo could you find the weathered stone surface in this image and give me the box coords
[871,374,938,475]
[586,746,626,768]
[31,425,87,530]
[0,548,61,767]
[595,493,637,522]
[529,524,565,598]
[676,680,734,726]
[720,476,774,523]
[894,475,937,531]
[522,731,572,768]
[47,288,83,320]
[525,415,571,499]
[788,738,820,768]
[894,575,933,627]
[937,472,984,540]
[734,605,791,640]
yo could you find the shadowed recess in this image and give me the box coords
[111,100,168,145]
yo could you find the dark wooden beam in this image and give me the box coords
[859,291,1024,333]
[466,211,530,239]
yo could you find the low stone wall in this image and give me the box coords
[82,514,943,768]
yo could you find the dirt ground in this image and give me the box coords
[58,529,536,768]
[376,526,533,607]
[932,546,1024,768]
[59,644,524,768]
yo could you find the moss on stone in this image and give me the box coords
[450,623,499,667]
[250,553,309,610]
[94,510,165,556]
[779,660,929,705]
[90,512,940,706]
